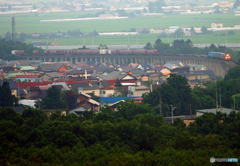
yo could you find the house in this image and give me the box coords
[45,72,64,81]
[129,63,138,68]
[37,63,68,72]
[117,65,135,71]
[78,86,100,96]
[211,23,223,28]
[100,96,140,106]
[26,86,48,99]
[9,75,42,82]
[188,70,217,83]
[186,64,207,71]
[65,69,92,78]
[0,81,26,97]
[99,86,118,97]
[196,108,238,117]
[69,93,100,115]
[150,28,163,34]
[129,85,150,96]
[17,66,35,71]
[164,61,184,70]
[98,71,137,81]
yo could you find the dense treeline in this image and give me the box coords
[0,39,43,60]
[144,67,240,116]
[0,102,239,165]
[151,38,240,62]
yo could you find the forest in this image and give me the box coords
[0,103,239,165]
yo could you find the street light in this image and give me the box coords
[170,105,177,124]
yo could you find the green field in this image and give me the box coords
[1,12,240,45]
[25,31,240,45]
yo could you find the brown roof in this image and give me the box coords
[119,66,135,70]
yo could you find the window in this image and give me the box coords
[103,91,106,94]
[100,91,102,94]
[77,99,80,103]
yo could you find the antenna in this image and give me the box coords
[12,16,15,44]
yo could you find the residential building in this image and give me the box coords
[69,93,100,115]
[196,108,238,117]
[37,63,68,72]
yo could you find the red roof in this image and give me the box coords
[18,79,90,89]
[133,97,143,101]
[10,75,41,78]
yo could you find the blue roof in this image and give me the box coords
[100,97,140,103]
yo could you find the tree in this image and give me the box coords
[148,0,165,13]
[0,81,14,108]
[173,28,184,38]
[224,66,240,81]
[233,0,240,8]
[190,27,195,36]
[143,8,147,13]
[115,79,122,87]
[201,26,208,34]
[40,86,67,109]
[5,32,11,41]
[114,87,128,97]
[92,29,99,36]
[144,42,153,50]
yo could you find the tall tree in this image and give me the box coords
[224,66,240,81]
[40,86,67,109]
[173,28,184,38]
[0,81,14,108]
[144,42,153,50]
[148,0,165,13]
[233,0,240,8]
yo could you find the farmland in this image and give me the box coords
[0,12,240,45]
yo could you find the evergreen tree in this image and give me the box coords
[0,81,13,108]
[41,86,67,109]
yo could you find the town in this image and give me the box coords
[0,0,240,165]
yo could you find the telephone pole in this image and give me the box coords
[12,17,15,44]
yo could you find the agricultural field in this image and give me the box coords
[0,12,240,45]
[24,31,240,46]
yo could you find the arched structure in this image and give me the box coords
[24,54,235,78]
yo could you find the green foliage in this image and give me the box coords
[40,86,67,109]
[0,81,14,108]
[115,78,122,87]
[0,105,240,165]
[224,66,240,81]
[144,42,153,50]
[148,0,165,13]
[0,39,43,57]
[233,0,240,8]
[173,28,184,38]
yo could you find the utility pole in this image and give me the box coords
[170,105,177,124]
[12,17,15,44]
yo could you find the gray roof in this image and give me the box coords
[66,70,86,75]
[37,63,66,72]
[98,71,122,80]
[45,72,63,78]
[191,70,217,80]
[69,83,89,90]
[196,108,239,115]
